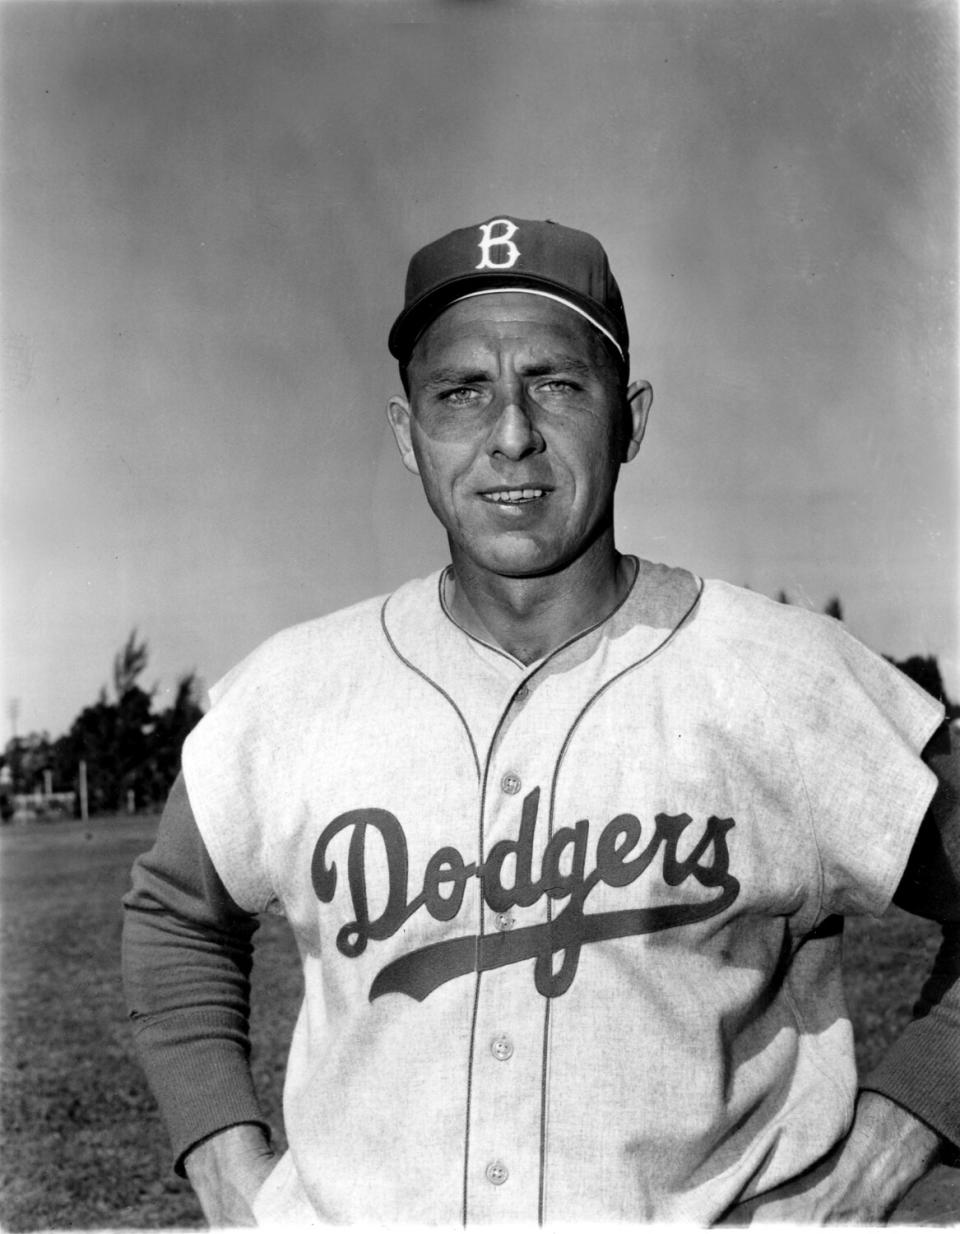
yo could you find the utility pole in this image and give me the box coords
[78,760,89,822]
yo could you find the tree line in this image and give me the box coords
[2,602,957,821]
[1,631,204,819]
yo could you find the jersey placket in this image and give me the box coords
[464,676,552,1223]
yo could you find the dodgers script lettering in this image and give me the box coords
[311,788,740,1001]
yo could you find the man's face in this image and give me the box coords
[387,293,651,580]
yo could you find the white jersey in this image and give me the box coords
[182,559,942,1225]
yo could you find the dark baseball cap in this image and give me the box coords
[388,215,629,365]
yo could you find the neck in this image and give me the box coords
[446,539,634,664]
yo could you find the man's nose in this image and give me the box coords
[487,389,544,460]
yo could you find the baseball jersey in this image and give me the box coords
[181,558,943,1225]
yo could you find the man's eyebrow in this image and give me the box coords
[521,356,595,378]
[419,366,490,388]
[420,356,597,387]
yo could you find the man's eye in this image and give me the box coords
[439,387,480,406]
[538,379,578,394]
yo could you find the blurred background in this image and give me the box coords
[1,2,958,1227]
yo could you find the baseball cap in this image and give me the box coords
[388,215,629,366]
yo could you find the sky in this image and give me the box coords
[2,0,957,740]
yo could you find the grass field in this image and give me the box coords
[0,814,956,1230]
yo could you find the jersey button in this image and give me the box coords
[494,912,514,931]
[515,683,530,702]
[501,772,522,795]
[490,1034,514,1062]
[485,1160,509,1186]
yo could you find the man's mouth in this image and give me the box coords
[480,488,548,505]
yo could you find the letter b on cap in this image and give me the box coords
[476,219,520,270]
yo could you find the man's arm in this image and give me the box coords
[121,774,277,1225]
[892,718,960,921]
[181,1125,277,1227]
[720,720,960,1225]
[862,719,960,1153]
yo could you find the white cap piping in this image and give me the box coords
[447,288,625,360]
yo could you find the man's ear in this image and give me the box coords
[622,380,653,462]
[386,396,421,477]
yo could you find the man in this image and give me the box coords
[123,216,959,1226]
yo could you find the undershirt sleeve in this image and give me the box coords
[860,721,960,1152]
[860,923,960,1153]
[121,774,271,1175]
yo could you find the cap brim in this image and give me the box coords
[388,271,627,362]
[446,289,624,360]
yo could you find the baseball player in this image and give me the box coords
[122,216,960,1226]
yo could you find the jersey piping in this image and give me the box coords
[436,556,643,670]
[428,566,706,1224]
[380,591,485,1225]
[378,598,482,783]
[427,554,652,1221]
[536,576,705,1221]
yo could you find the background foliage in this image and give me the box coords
[2,632,204,818]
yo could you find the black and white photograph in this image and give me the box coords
[2,1,958,1228]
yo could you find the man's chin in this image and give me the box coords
[460,539,569,581]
